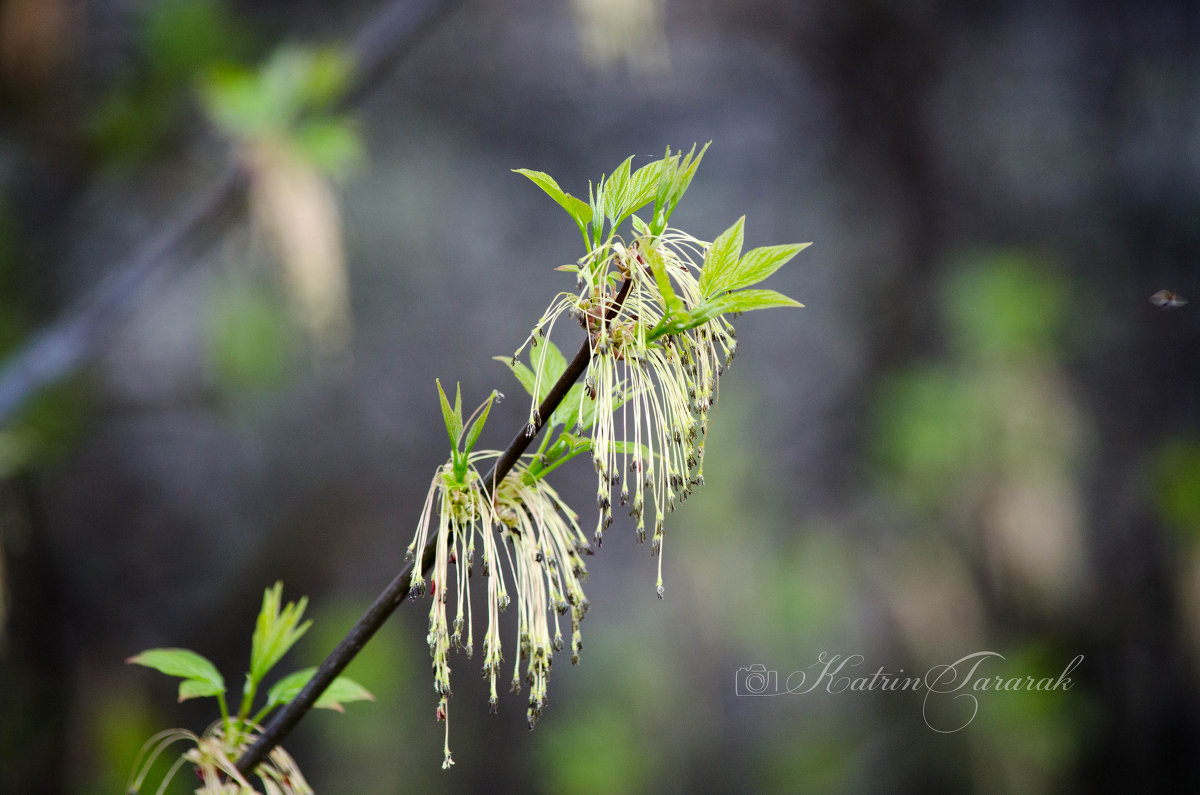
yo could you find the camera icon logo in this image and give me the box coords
[735,664,781,696]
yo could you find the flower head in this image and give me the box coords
[579,232,734,589]
[129,722,310,795]
[405,384,592,767]
[513,227,738,596]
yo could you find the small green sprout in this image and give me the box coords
[127,582,372,793]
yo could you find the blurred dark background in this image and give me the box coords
[2,0,1200,791]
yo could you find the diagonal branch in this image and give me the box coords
[0,0,466,428]
[234,278,631,776]
[0,163,247,425]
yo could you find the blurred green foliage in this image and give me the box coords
[873,252,1075,510]
[538,702,652,794]
[753,722,862,793]
[204,276,295,394]
[865,254,1091,787]
[973,644,1097,789]
[942,252,1068,362]
[88,0,253,161]
[1153,439,1200,542]
[873,368,987,509]
[0,381,92,477]
[143,0,249,84]
[78,687,162,794]
[202,46,361,176]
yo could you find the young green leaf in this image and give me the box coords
[512,169,593,230]
[626,160,665,219]
[575,383,602,431]
[651,142,709,236]
[498,340,568,409]
[265,668,375,713]
[436,379,463,451]
[673,142,707,202]
[715,288,804,313]
[533,339,568,391]
[494,357,538,399]
[250,582,312,684]
[698,216,745,299]
[720,242,811,294]
[588,177,607,245]
[549,378,632,432]
[462,390,499,455]
[549,382,585,430]
[127,648,226,702]
[642,243,684,316]
[609,439,657,461]
[647,288,803,341]
[691,288,804,326]
[602,155,634,226]
[178,678,227,701]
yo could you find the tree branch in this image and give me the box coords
[0,0,466,428]
[234,279,630,775]
[0,164,247,424]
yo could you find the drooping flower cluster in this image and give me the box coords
[517,229,740,596]
[405,384,591,768]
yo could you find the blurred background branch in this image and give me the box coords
[0,162,244,425]
[0,0,463,428]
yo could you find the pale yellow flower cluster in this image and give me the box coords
[406,451,590,768]
[541,229,738,594]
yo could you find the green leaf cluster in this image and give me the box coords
[88,0,252,161]
[126,648,226,703]
[647,217,808,340]
[645,142,708,238]
[505,147,808,474]
[437,379,500,484]
[202,45,361,174]
[516,147,805,337]
[128,582,372,744]
[265,667,375,714]
[513,143,709,260]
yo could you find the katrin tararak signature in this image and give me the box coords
[735,651,1082,732]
